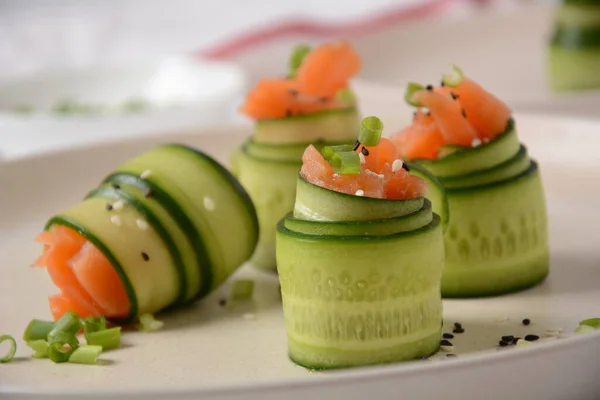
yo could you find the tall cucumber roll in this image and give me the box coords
[548,0,600,91]
[32,144,258,323]
[233,41,362,271]
[276,117,446,369]
[392,66,549,297]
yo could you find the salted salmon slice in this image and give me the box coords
[391,110,446,160]
[240,41,361,120]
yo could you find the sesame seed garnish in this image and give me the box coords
[402,163,411,172]
[498,340,509,347]
[454,322,462,329]
[113,200,124,210]
[110,215,121,226]
[144,188,153,198]
[545,330,560,337]
[440,339,453,347]
[442,333,454,339]
[450,92,459,100]
[516,338,533,347]
[453,328,465,334]
[511,337,521,345]
[440,340,454,352]
[203,196,216,211]
[361,147,370,156]
[501,335,514,342]
[319,96,329,103]
[105,203,113,211]
[446,353,457,357]
[495,317,509,323]
[358,153,366,164]
[440,80,445,87]
[243,313,256,320]
[288,89,299,97]
[392,159,403,173]
[353,140,361,151]
[426,85,433,91]
[140,170,152,180]
[524,334,539,341]
[218,299,227,307]
[112,183,121,190]
[136,219,148,230]
[355,190,365,197]
[471,138,482,147]
[522,318,531,326]
[461,109,467,118]
[141,252,149,261]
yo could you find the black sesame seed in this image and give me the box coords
[112,183,121,190]
[401,163,410,172]
[501,335,514,342]
[450,92,459,100]
[454,322,463,329]
[440,339,453,347]
[443,333,454,339]
[141,252,149,261]
[288,89,299,97]
[361,147,370,156]
[511,337,521,345]
[144,188,153,198]
[106,203,113,211]
[498,340,509,347]
[440,80,445,87]
[522,318,531,326]
[218,299,227,307]
[426,84,433,91]
[453,327,465,334]
[425,110,432,116]
[353,140,361,151]
[446,353,457,357]
[524,334,539,342]
[319,96,330,103]
[461,109,467,118]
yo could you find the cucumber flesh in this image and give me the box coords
[406,162,449,232]
[276,217,444,369]
[254,108,360,145]
[294,175,424,222]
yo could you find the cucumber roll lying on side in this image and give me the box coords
[277,117,446,369]
[392,65,549,297]
[32,144,258,324]
[232,41,362,271]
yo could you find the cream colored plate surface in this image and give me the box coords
[1,113,600,399]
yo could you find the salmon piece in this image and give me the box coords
[239,79,298,120]
[48,292,101,321]
[391,110,445,160]
[412,89,478,147]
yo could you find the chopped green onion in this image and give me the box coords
[23,319,55,341]
[0,335,16,363]
[136,314,164,332]
[85,327,121,350]
[229,279,255,301]
[288,44,311,78]
[48,311,83,341]
[404,83,426,107]
[83,316,107,336]
[336,89,356,103]
[321,144,354,161]
[330,151,361,175]
[575,324,596,334]
[358,116,384,146]
[26,339,49,359]
[442,64,464,88]
[68,345,103,365]
[48,332,79,363]
[579,318,600,329]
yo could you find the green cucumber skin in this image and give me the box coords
[254,108,360,145]
[283,200,432,236]
[441,162,549,297]
[244,139,350,163]
[294,175,425,222]
[548,45,600,92]
[236,147,301,271]
[416,119,519,178]
[276,217,444,369]
[405,162,449,232]
[555,3,600,29]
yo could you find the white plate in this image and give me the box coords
[2,113,600,399]
[352,2,600,122]
[0,56,247,161]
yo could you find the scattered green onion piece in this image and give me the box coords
[136,314,164,332]
[575,324,596,335]
[358,116,384,146]
[441,64,464,88]
[0,335,17,363]
[288,44,311,78]
[68,345,103,365]
[48,332,79,363]
[26,339,49,359]
[83,316,107,336]
[336,89,356,103]
[48,311,83,341]
[23,319,55,341]
[321,144,354,161]
[404,82,426,107]
[85,327,121,351]
[229,279,255,301]
[330,151,361,175]
[579,318,600,329]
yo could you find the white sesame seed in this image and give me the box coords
[495,316,509,323]
[140,170,152,179]
[355,190,365,197]
[440,345,454,352]
[516,339,533,347]
[113,200,124,210]
[243,313,256,320]
[203,196,215,211]
[358,152,366,164]
[110,215,121,226]
[136,219,149,230]
[545,329,560,337]
[471,138,482,147]
[392,159,404,173]
[365,169,383,179]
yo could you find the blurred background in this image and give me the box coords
[0,0,597,160]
